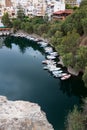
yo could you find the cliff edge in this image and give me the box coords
[0,96,54,130]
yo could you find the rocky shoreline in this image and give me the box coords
[0,96,54,130]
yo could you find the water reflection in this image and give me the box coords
[3,36,87,100]
[0,36,87,130]
[60,76,87,99]
[4,36,87,98]
[4,36,45,54]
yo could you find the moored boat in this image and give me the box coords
[42,60,56,65]
[47,55,56,60]
[61,74,71,80]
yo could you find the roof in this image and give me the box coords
[53,9,73,15]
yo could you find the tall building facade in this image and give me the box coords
[0,0,5,7]
[0,0,65,19]
[5,0,12,7]
[65,0,78,7]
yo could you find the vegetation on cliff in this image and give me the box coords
[66,98,87,130]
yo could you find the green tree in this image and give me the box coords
[50,31,63,46]
[83,67,87,87]
[62,53,74,67]
[75,46,87,71]
[24,22,33,34]
[17,4,25,21]
[12,19,21,32]
[80,0,87,7]
[81,18,87,35]
[1,12,12,27]
[66,106,85,130]
[66,4,72,9]
[59,30,80,54]
[37,24,48,36]
[31,17,45,24]
[61,7,87,35]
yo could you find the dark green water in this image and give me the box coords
[0,36,87,130]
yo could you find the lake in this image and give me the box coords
[0,36,87,130]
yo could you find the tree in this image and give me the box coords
[61,6,87,35]
[24,22,33,34]
[17,4,25,21]
[83,67,87,87]
[62,53,74,67]
[80,0,87,7]
[81,18,87,35]
[66,106,85,130]
[66,4,72,9]
[1,12,12,27]
[50,31,63,46]
[60,29,80,54]
[12,19,21,32]
[37,24,48,36]
[75,46,87,71]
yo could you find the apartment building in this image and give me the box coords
[0,0,65,18]
[65,0,79,7]
[5,0,12,7]
[0,0,5,7]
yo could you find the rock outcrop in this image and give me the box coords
[0,96,54,130]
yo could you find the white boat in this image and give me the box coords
[61,73,68,76]
[49,52,58,56]
[49,67,61,72]
[42,60,56,65]
[47,55,56,60]
[47,64,56,67]
[38,41,48,47]
[44,47,53,53]
[34,38,41,42]
[29,37,35,41]
[52,70,62,74]
[26,36,31,39]
[43,66,49,70]
[43,64,56,70]
[53,73,62,78]
[61,74,71,80]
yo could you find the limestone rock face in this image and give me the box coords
[0,96,54,130]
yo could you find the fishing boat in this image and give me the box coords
[49,52,58,57]
[49,67,61,72]
[44,47,53,53]
[42,60,56,65]
[52,70,62,75]
[43,66,49,70]
[47,55,56,60]
[61,74,71,80]
[38,41,48,47]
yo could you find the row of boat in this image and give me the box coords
[38,41,71,80]
[0,31,10,36]
[11,33,43,42]
[12,32,71,80]
[42,59,71,80]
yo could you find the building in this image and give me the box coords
[65,0,79,7]
[0,0,65,19]
[54,0,65,12]
[5,0,12,7]
[53,9,73,20]
[0,0,5,7]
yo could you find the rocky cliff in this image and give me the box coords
[0,96,54,130]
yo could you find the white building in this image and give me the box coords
[0,0,5,7]
[54,0,65,12]
[0,0,65,19]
